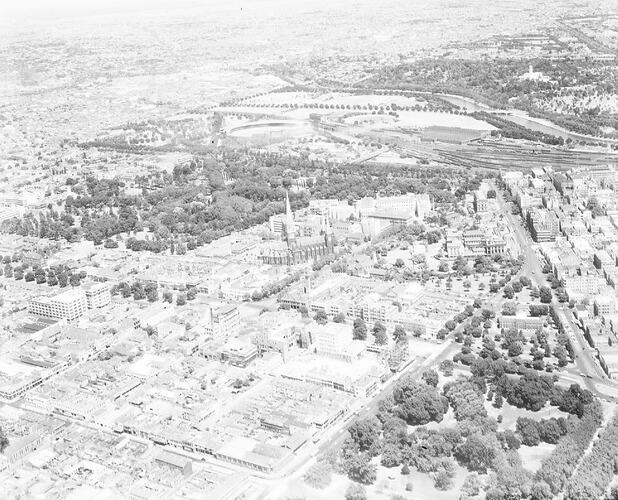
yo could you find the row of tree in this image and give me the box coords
[564,412,618,500]
[534,400,604,497]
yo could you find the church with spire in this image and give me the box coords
[259,192,335,266]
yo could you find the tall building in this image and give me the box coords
[29,289,88,322]
[205,304,240,340]
[82,283,111,309]
[259,192,335,265]
[527,208,558,242]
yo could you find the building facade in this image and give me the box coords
[28,290,88,322]
[259,192,335,266]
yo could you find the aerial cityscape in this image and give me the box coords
[1,0,618,499]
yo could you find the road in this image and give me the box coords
[493,182,618,400]
[314,341,460,458]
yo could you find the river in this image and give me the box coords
[436,93,618,144]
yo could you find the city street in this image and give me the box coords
[492,182,618,400]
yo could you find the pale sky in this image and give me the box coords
[0,0,257,21]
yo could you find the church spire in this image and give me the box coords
[324,213,334,249]
[285,191,296,245]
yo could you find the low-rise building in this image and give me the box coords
[498,315,545,332]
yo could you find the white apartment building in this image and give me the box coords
[205,304,240,340]
[83,283,111,309]
[594,295,616,317]
[351,293,398,325]
[310,323,363,362]
[29,289,88,322]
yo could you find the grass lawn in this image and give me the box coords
[519,442,556,473]
[486,400,569,432]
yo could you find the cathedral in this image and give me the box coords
[259,193,335,266]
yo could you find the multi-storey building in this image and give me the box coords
[205,304,240,340]
[527,208,558,242]
[473,193,488,212]
[28,289,88,322]
[594,295,616,316]
[82,283,111,309]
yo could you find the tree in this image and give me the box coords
[455,433,499,473]
[433,468,454,490]
[393,325,407,343]
[520,275,532,287]
[461,473,481,497]
[333,312,346,323]
[342,452,377,484]
[539,286,552,304]
[163,291,173,303]
[503,285,514,299]
[186,288,197,301]
[303,462,332,489]
[516,417,541,446]
[58,272,68,287]
[500,430,520,450]
[392,375,448,425]
[422,369,439,387]
[493,393,504,409]
[443,378,487,421]
[502,371,555,411]
[440,359,454,376]
[147,287,158,302]
[538,418,566,444]
[345,483,367,500]
[0,427,8,453]
[502,301,517,316]
[530,481,553,500]
[564,412,618,500]
[535,401,603,495]
[348,417,382,454]
[508,341,524,357]
[69,274,81,287]
[380,442,403,467]
[587,196,605,217]
[24,271,35,282]
[314,309,328,325]
[482,308,495,320]
[394,258,405,268]
[353,318,367,340]
[132,282,145,300]
[557,384,594,417]
[176,293,187,306]
[487,189,496,199]
[372,322,388,345]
